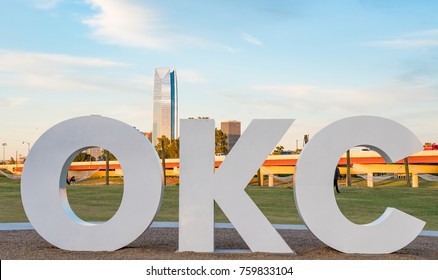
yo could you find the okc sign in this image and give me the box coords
[20,116,425,254]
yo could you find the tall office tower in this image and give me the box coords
[153,68,178,146]
[220,120,241,152]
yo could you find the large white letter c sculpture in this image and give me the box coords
[294,116,426,254]
[21,116,163,251]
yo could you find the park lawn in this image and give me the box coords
[0,178,27,222]
[0,177,437,230]
[335,180,438,227]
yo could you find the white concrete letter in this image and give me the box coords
[294,116,425,254]
[21,116,163,251]
[179,119,295,253]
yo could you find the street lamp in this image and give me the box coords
[1,143,7,164]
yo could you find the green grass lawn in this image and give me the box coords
[0,176,437,230]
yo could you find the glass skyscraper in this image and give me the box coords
[153,68,178,146]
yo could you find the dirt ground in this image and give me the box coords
[0,228,436,260]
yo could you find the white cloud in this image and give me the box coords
[212,81,438,146]
[83,0,168,49]
[32,0,63,10]
[243,81,438,119]
[0,50,132,94]
[0,49,124,70]
[241,33,263,46]
[1,97,29,108]
[223,45,239,53]
[82,0,212,50]
[408,29,438,37]
[0,49,154,142]
[371,39,438,48]
[369,28,438,49]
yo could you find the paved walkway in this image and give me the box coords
[1,222,437,237]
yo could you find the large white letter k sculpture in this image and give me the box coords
[179,119,295,253]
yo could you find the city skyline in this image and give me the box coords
[152,68,178,146]
[1,1,438,159]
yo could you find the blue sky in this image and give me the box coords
[1,0,438,159]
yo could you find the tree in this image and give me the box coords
[154,130,228,158]
[188,116,209,119]
[73,152,96,162]
[98,150,117,161]
[167,137,180,158]
[215,128,228,155]
[272,145,285,155]
[154,136,180,159]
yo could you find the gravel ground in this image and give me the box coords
[0,228,437,260]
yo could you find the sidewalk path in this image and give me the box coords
[1,222,437,236]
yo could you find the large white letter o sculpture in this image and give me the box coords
[21,116,163,251]
[294,116,426,254]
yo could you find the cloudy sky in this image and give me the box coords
[1,0,438,159]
